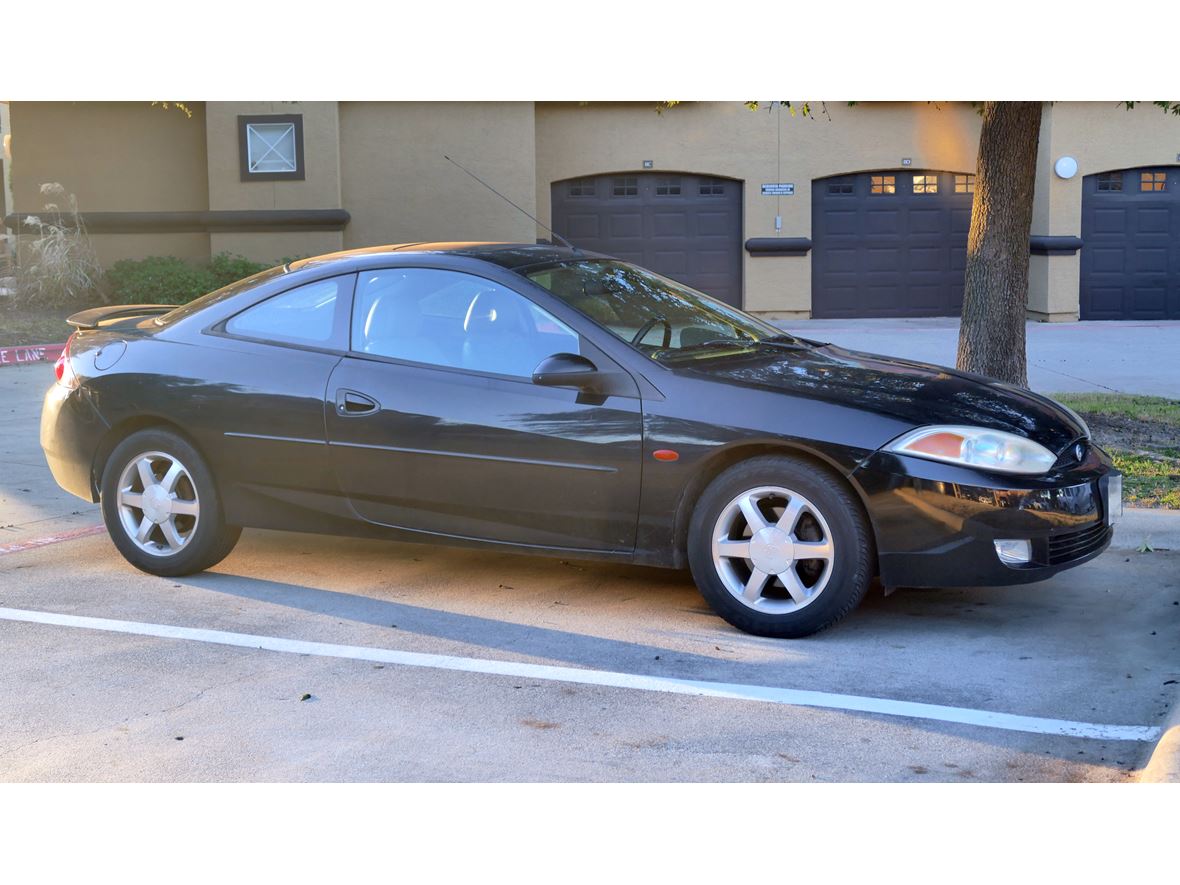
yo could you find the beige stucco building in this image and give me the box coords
[5,101,1179,321]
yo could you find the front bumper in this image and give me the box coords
[854,444,1119,588]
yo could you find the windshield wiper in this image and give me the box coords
[762,333,830,348]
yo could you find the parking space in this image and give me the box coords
[2,363,1178,781]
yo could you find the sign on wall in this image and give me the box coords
[761,183,795,196]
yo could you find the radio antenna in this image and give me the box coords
[443,154,579,253]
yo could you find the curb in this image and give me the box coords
[0,342,67,367]
[1112,508,1180,552]
[1139,697,1180,782]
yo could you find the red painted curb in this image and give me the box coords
[0,343,67,367]
[0,524,107,556]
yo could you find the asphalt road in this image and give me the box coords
[2,362,1178,782]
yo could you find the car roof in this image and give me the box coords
[287,242,604,273]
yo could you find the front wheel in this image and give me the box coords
[100,428,241,577]
[687,455,874,638]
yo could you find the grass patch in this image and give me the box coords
[1050,392,1180,509]
[1111,452,1180,509]
[1052,393,1180,428]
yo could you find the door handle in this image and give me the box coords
[335,389,380,417]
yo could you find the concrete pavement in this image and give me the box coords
[779,318,1180,398]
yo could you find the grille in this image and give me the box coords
[1053,439,1088,470]
[1046,522,1111,565]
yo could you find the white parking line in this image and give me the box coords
[0,605,1162,743]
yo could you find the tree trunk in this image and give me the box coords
[956,101,1043,387]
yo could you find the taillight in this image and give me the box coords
[55,334,79,389]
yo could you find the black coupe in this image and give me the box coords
[41,243,1121,637]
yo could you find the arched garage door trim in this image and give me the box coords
[550,171,744,307]
[811,168,974,318]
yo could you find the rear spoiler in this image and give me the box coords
[66,304,175,330]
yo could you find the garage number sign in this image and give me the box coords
[761,183,795,196]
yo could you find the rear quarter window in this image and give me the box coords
[223,275,353,348]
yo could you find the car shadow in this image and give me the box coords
[176,566,744,677]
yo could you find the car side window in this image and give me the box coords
[351,268,581,378]
[224,276,350,347]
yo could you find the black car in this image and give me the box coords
[41,243,1121,637]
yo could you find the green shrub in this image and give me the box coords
[104,253,275,305]
[207,252,271,288]
[103,256,217,305]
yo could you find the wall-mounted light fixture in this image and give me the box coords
[1054,156,1079,179]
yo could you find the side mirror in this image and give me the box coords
[532,353,600,389]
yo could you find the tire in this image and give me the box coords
[99,428,241,577]
[687,455,874,638]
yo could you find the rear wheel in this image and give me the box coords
[687,455,873,638]
[100,428,240,576]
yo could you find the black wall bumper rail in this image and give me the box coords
[745,237,812,256]
[1029,235,1083,256]
[3,209,351,234]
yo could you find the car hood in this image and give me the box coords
[676,343,1087,454]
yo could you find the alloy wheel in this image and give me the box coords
[115,450,201,556]
[710,485,836,613]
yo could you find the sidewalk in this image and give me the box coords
[779,318,1180,398]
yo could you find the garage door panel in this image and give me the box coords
[865,209,901,234]
[866,248,901,272]
[1136,208,1170,234]
[909,247,944,272]
[1091,247,1125,274]
[652,212,687,237]
[1133,248,1169,274]
[552,173,743,307]
[907,285,944,310]
[1092,207,1127,235]
[908,208,945,235]
[1132,287,1167,316]
[610,213,643,239]
[565,213,601,240]
[1087,287,1125,317]
[821,247,858,272]
[652,251,688,274]
[695,211,733,237]
[823,209,860,236]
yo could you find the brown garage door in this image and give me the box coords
[551,173,744,307]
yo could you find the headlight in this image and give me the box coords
[885,425,1057,475]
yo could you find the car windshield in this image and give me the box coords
[523,260,795,362]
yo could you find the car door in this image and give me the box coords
[324,266,644,552]
[190,274,354,517]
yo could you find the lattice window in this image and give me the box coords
[828,182,854,195]
[655,177,682,196]
[567,178,596,197]
[699,179,726,195]
[1096,172,1123,192]
[1140,171,1167,192]
[869,175,896,195]
[612,177,639,197]
[912,174,939,194]
[246,123,297,173]
[954,174,976,194]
